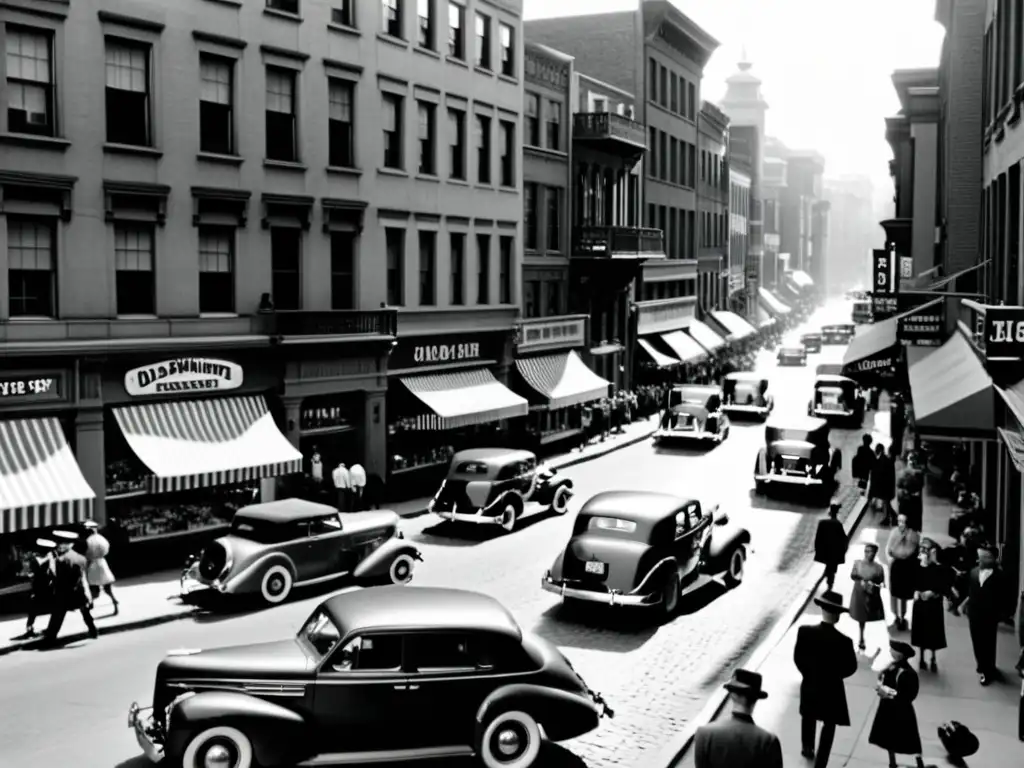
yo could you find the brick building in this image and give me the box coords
[697,100,729,312]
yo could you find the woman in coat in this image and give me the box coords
[82,521,118,615]
[885,513,920,631]
[869,640,928,768]
[814,502,848,591]
[910,538,949,671]
[870,444,897,525]
[849,537,886,650]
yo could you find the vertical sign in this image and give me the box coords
[899,255,913,280]
[984,307,1024,361]
[872,249,898,319]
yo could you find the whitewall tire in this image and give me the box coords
[388,553,416,585]
[260,564,293,604]
[181,725,254,768]
[500,503,519,532]
[479,710,542,768]
[724,547,746,588]
[550,485,571,515]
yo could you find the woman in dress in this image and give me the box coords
[849,536,886,650]
[885,513,920,631]
[910,538,949,671]
[869,640,928,768]
[82,521,118,615]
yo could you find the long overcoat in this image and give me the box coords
[868,660,922,755]
[694,713,782,768]
[794,622,859,726]
[52,550,91,610]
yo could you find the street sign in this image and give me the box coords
[984,306,1024,361]
[899,255,913,279]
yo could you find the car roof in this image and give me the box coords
[579,490,695,524]
[815,374,855,385]
[451,448,536,465]
[234,499,339,523]
[765,415,829,433]
[780,345,805,351]
[323,586,522,640]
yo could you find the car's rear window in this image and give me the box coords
[455,462,490,475]
[587,517,638,534]
[230,517,294,543]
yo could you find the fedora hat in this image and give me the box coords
[814,590,848,614]
[34,538,56,551]
[723,668,768,700]
[83,520,99,529]
[52,530,78,541]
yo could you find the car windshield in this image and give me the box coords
[587,516,638,534]
[297,608,342,660]
[230,516,293,543]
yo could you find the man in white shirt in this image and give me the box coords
[348,463,367,511]
[310,446,324,483]
[331,462,351,511]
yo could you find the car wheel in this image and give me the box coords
[724,547,746,588]
[479,710,542,768]
[181,725,254,768]
[388,553,416,585]
[550,484,571,515]
[500,498,521,532]
[754,480,766,495]
[260,564,293,604]
[661,571,680,619]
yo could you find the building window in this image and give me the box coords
[546,187,561,251]
[648,57,657,101]
[5,27,54,136]
[659,132,667,179]
[198,226,234,314]
[475,13,491,69]
[687,82,695,119]
[114,224,155,315]
[332,0,355,26]
[270,228,301,310]
[545,281,561,315]
[330,232,355,310]
[670,72,678,112]
[450,232,465,305]
[417,0,434,49]
[382,0,403,38]
[476,233,490,304]
[418,100,436,175]
[524,182,538,250]
[265,67,297,161]
[267,0,299,12]
[499,120,515,186]
[499,23,514,77]
[669,138,678,184]
[382,92,403,169]
[498,235,513,303]
[418,231,436,305]
[687,143,695,186]
[328,79,355,167]
[475,114,491,184]
[648,127,657,178]
[386,227,404,305]
[658,65,667,105]
[523,280,539,318]
[105,39,150,146]
[545,99,560,150]
[7,217,55,318]
[199,55,233,155]
[448,2,465,58]
[448,107,465,179]
[524,93,539,146]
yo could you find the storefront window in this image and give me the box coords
[109,482,258,541]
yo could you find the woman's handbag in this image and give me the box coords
[937,721,979,757]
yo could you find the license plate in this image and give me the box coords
[585,561,607,575]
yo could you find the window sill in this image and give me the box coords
[416,173,440,183]
[378,167,409,177]
[203,0,242,6]
[524,145,567,160]
[104,142,163,158]
[446,55,468,69]
[498,73,517,85]
[448,178,469,186]
[116,314,158,320]
[327,22,360,38]
[474,66,494,77]
[475,181,493,189]
[198,151,244,166]
[377,32,409,49]
[326,165,363,176]
[0,132,70,151]
[264,158,307,171]
[199,312,239,319]
[498,185,517,193]
[415,46,440,59]
[7,316,56,322]
[263,8,302,23]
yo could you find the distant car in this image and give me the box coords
[800,333,822,353]
[180,500,422,604]
[777,345,808,366]
[541,491,751,619]
[821,324,856,344]
[129,586,613,768]
[427,448,574,532]
[754,416,842,498]
[809,373,865,425]
[655,385,730,444]
[721,373,774,420]
[852,300,872,324]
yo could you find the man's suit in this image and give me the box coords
[44,549,97,641]
[794,622,859,767]
[966,566,1007,677]
[694,712,783,768]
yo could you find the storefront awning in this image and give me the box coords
[791,270,814,288]
[907,332,994,438]
[400,368,529,429]
[841,316,898,377]
[661,330,707,364]
[515,351,611,409]
[996,382,1024,470]
[709,310,757,341]
[113,395,303,494]
[686,320,726,353]
[997,428,1024,473]
[0,418,95,533]
[756,306,776,328]
[638,338,680,368]
[758,287,792,316]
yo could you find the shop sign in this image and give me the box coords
[984,307,1024,362]
[125,358,243,396]
[899,255,913,280]
[898,303,945,347]
[872,292,897,318]
[0,373,63,403]
[389,333,504,371]
[846,355,895,375]
[873,249,898,295]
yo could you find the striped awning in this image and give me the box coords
[661,330,707,364]
[756,306,776,328]
[709,310,756,341]
[686,320,726,353]
[400,368,528,429]
[515,351,610,409]
[0,418,95,533]
[791,270,814,288]
[758,287,792,316]
[113,395,303,494]
[638,338,679,368]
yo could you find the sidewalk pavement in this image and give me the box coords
[0,416,656,656]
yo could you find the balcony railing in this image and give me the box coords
[573,112,646,152]
[573,225,665,259]
[268,309,398,338]
[515,314,588,352]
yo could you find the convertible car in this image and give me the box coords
[799,332,823,353]
[821,324,856,345]
[754,417,842,498]
[180,500,422,604]
[722,373,774,420]
[541,491,750,619]
[129,586,613,768]
[428,448,574,532]
[808,370,865,425]
[655,385,730,444]
[777,345,808,366]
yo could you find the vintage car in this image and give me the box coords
[821,324,856,344]
[541,491,751,619]
[655,385,730,444]
[808,371,865,425]
[777,344,808,366]
[754,416,842,497]
[129,586,613,768]
[180,500,422,604]
[428,448,574,532]
[852,300,872,325]
[799,332,823,353]
[721,373,774,420]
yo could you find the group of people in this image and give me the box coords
[307,448,384,512]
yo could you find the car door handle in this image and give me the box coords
[393,683,408,690]
[407,684,420,691]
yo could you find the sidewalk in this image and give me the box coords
[0,416,656,656]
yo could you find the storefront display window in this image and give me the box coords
[387,413,505,474]
[525,407,583,444]
[0,531,37,594]
[109,482,258,541]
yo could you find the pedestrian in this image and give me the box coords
[82,521,118,615]
[958,542,1009,685]
[579,406,593,450]
[794,590,859,766]
[19,538,56,639]
[850,535,886,651]
[852,434,875,494]
[885,512,920,631]
[868,640,928,768]
[364,472,386,510]
[349,462,367,511]
[42,530,98,645]
[309,445,324,484]
[331,461,351,512]
[891,393,906,451]
[870,443,897,525]
[693,669,782,768]
[814,501,848,591]
[910,538,949,672]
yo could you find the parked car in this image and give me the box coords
[722,373,774,420]
[542,491,751,619]
[777,345,808,366]
[821,324,856,344]
[427,448,574,532]
[656,385,730,444]
[852,301,872,324]
[799,332,823,353]
[808,373,865,425]
[129,586,613,768]
[180,500,421,604]
[754,416,842,498]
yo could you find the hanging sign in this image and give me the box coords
[0,373,64,403]
[125,358,243,396]
[898,302,945,347]
[984,307,1024,362]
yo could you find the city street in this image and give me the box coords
[0,308,885,768]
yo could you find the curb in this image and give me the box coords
[641,493,872,768]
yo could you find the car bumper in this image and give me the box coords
[778,358,807,365]
[723,404,770,415]
[128,703,164,763]
[754,473,824,486]
[655,429,717,441]
[429,504,502,524]
[812,408,856,418]
[541,576,659,606]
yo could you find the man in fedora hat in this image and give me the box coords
[959,542,1010,685]
[794,590,859,766]
[694,668,782,768]
[41,530,97,645]
[16,538,56,639]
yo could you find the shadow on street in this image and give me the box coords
[413,511,558,547]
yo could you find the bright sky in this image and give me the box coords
[523,0,944,192]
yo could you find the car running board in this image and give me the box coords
[680,573,721,596]
[298,745,474,765]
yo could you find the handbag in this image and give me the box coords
[937,721,979,757]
